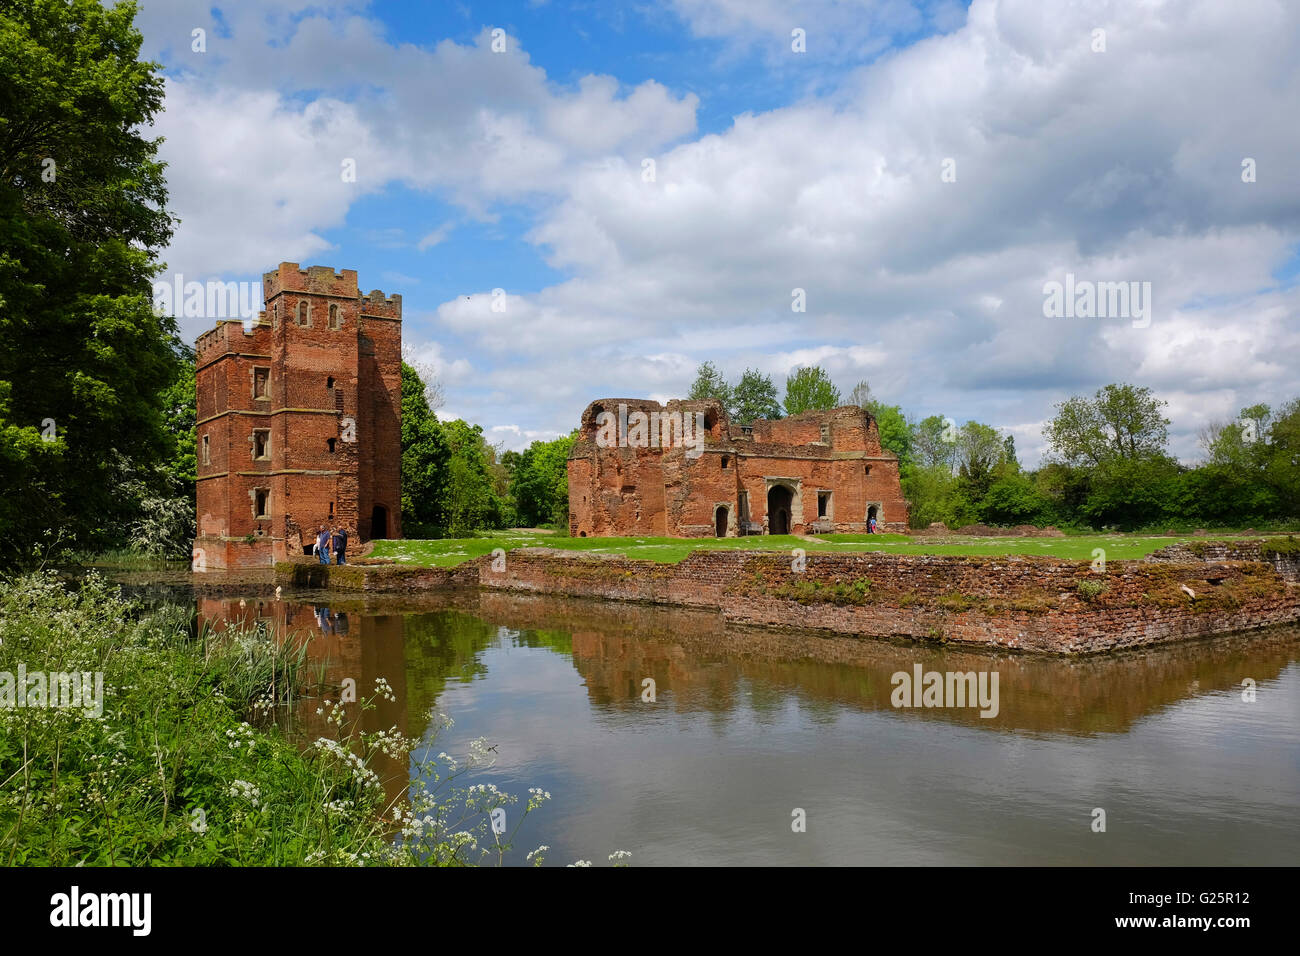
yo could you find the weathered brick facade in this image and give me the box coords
[194,263,402,570]
[567,398,909,537]
[275,545,1300,655]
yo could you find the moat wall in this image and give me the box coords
[275,541,1300,655]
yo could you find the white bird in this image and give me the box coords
[275,586,282,600]
[1180,584,1196,600]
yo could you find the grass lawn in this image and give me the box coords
[367,530,1248,567]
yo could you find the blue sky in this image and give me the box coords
[137,0,1300,462]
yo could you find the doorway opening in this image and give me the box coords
[768,485,793,535]
[714,506,728,538]
[370,505,389,540]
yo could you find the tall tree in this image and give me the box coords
[687,361,732,410]
[866,402,913,466]
[912,414,958,471]
[0,0,178,562]
[1044,384,1170,466]
[508,433,576,528]
[731,368,781,424]
[783,365,841,416]
[400,362,450,536]
[955,421,1004,494]
[848,380,874,409]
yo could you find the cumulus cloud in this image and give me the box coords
[140,0,1300,464]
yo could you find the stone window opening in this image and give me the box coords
[818,490,832,519]
[296,301,309,326]
[201,434,210,465]
[864,464,872,476]
[721,455,729,469]
[328,501,334,519]
[252,429,270,460]
[254,489,269,519]
[253,367,269,400]
[740,425,753,438]
[329,303,341,329]
[327,376,335,389]
[327,438,336,454]
[820,423,831,444]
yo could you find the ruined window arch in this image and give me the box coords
[329,303,341,329]
[297,301,309,326]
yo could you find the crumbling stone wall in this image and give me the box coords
[195,263,402,570]
[567,399,909,537]
[277,548,1300,655]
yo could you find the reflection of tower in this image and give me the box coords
[194,598,411,805]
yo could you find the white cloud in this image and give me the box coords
[142,0,1300,465]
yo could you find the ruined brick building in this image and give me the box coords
[567,399,909,537]
[194,264,402,569]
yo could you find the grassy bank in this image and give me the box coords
[366,531,1252,567]
[0,573,551,866]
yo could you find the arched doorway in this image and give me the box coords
[370,505,389,540]
[867,504,879,532]
[714,506,728,538]
[767,485,793,535]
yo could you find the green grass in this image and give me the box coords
[367,531,1254,567]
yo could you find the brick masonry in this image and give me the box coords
[276,542,1300,655]
[567,399,910,537]
[195,263,402,569]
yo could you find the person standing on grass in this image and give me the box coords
[332,525,349,565]
[317,525,331,564]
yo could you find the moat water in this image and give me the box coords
[142,578,1300,865]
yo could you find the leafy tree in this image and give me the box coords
[1081,456,1184,530]
[1001,434,1018,471]
[508,433,576,528]
[912,414,957,471]
[1044,384,1170,466]
[848,380,874,409]
[955,421,1004,496]
[730,368,781,424]
[400,362,451,536]
[783,365,840,416]
[0,0,179,563]
[980,473,1050,525]
[442,419,506,536]
[866,402,912,466]
[687,361,732,411]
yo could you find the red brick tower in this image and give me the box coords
[194,264,402,570]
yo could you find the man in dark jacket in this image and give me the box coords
[332,526,349,565]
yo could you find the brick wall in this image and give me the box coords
[567,400,910,537]
[1145,540,1300,583]
[277,547,1300,655]
[195,263,401,570]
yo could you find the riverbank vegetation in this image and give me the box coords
[0,572,550,865]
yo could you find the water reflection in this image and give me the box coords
[196,590,1300,865]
